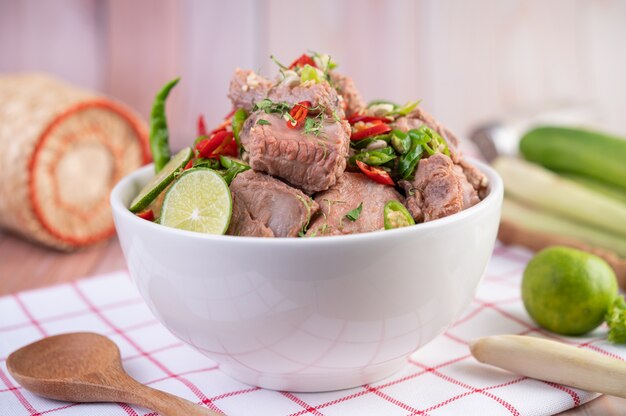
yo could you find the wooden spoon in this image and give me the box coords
[470,334,626,398]
[6,332,222,416]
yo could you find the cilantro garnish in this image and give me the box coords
[344,202,363,222]
[257,119,271,126]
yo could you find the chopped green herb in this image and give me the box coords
[257,119,271,126]
[192,157,221,170]
[254,99,291,115]
[304,117,324,136]
[345,202,363,222]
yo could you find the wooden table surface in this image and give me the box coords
[1,230,625,416]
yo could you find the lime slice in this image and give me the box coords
[160,168,232,234]
[129,147,193,213]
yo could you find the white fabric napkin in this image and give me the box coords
[2,244,623,416]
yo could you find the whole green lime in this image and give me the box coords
[522,246,617,336]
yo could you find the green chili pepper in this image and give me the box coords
[384,200,415,230]
[351,133,391,150]
[219,155,250,185]
[390,130,411,155]
[150,77,180,173]
[392,100,420,116]
[409,126,450,156]
[351,147,396,166]
[231,108,248,147]
[397,133,425,179]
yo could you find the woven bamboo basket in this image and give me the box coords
[0,73,149,250]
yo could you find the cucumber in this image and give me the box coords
[520,126,626,191]
[129,147,193,213]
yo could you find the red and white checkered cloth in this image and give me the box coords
[1,243,624,416]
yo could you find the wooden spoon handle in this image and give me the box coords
[117,378,223,416]
[470,335,626,398]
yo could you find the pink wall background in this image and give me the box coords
[2,0,625,150]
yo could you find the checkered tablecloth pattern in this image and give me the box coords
[2,243,625,416]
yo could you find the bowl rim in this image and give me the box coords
[110,157,503,246]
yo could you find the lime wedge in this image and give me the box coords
[160,168,232,234]
[129,147,193,213]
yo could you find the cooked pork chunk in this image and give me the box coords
[306,173,404,236]
[458,158,489,199]
[393,108,488,196]
[329,71,366,117]
[227,170,318,237]
[228,69,345,118]
[240,111,350,193]
[400,153,479,222]
[227,69,274,113]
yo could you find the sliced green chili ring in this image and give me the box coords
[397,134,425,179]
[384,200,415,230]
[150,77,180,173]
[351,133,391,150]
[350,147,396,166]
[390,130,411,155]
[231,108,248,147]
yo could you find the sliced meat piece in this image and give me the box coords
[240,111,350,193]
[228,68,345,117]
[227,170,318,237]
[453,165,480,208]
[227,68,274,113]
[268,80,345,118]
[458,158,489,199]
[401,153,479,222]
[329,71,366,117]
[306,172,404,236]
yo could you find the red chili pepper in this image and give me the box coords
[183,159,194,170]
[356,160,395,186]
[196,130,230,158]
[136,209,155,221]
[347,114,392,125]
[223,108,237,120]
[197,115,207,137]
[208,131,238,158]
[222,138,239,157]
[289,54,316,69]
[350,123,392,141]
[286,101,311,129]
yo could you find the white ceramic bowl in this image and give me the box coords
[111,159,503,392]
